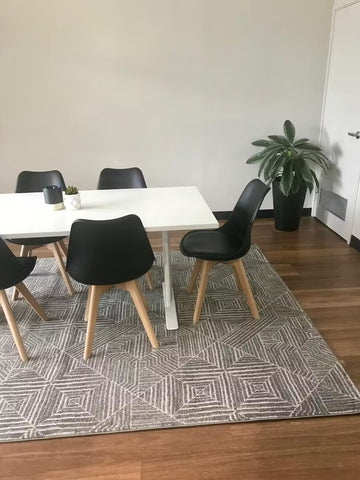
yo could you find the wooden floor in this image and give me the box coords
[1,217,360,479]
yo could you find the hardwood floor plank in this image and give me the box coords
[0,433,141,480]
[138,425,236,458]
[294,287,360,309]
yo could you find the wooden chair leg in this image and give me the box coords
[124,280,159,348]
[231,261,244,291]
[58,239,68,257]
[15,282,48,321]
[84,285,112,321]
[138,286,149,311]
[145,271,155,290]
[12,287,20,302]
[20,245,29,256]
[84,286,91,321]
[84,285,110,360]
[231,259,259,320]
[47,243,75,296]
[12,245,30,301]
[193,260,216,324]
[187,259,203,293]
[0,290,28,361]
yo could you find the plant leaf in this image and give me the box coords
[291,173,301,194]
[293,138,309,146]
[294,157,314,193]
[246,152,264,164]
[257,160,266,180]
[280,161,294,196]
[310,169,320,191]
[295,142,321,152]
[259,145,284,157]
[316,151,330,169]
[267,154,286,181]
[251,139,273,147]
[263,161,274,182]
[256,148,281,166]
[283,120,295,143]
[263,155,283,182]
[303,152,328,171]
[301,161,314,186]
[268,135,292,147]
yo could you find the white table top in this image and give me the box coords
[0,186,219,239]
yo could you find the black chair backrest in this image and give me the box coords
[0,238,29,290]
[15,170,66,193]
[97,168,147,190]
[220,179,270,241]
[66,214,154,286]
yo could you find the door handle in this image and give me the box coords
[348,131,360,139]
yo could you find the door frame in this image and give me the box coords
[312,0,360,242]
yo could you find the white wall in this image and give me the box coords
[0,0,333,210]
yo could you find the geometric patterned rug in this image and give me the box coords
[1,245,360,442]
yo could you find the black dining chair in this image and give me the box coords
[97,167,147,190]
[0,238,48,361]
[180,179,270,324]
[97,167,155,290]
[9,170,74,299]
[66,214,159,360]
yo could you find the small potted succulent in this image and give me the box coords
[64,185,81,210]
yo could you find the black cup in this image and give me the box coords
[43,185,64,209]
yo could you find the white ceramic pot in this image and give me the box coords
[64,192,81,210]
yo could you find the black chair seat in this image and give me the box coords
[0,238,48,361]
[0,254,36,290]
[179,179,270,324]
[66,214,159,359]
[180,230,246,262]
[9,170,67,247]
[97,166,155,291]
[9,236,66,246]
[8,170,74,298]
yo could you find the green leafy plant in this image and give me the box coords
[246,120,329,196]
[65,185,78,195]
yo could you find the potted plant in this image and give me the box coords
[64,185,81,210]
[246,120,329,231]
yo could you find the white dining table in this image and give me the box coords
[0,186,218,330]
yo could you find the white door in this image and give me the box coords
[314,1,360,242]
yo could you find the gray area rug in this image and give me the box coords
[1,246,360,442]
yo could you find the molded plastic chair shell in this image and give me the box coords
[0,238,48,361]
[15,170,66,193]
[66,214,155,286]
[11,170,66,246]
[96,167,155,290]
[0,238,36,290]
[66,214,158,360]
[97,167,147,190]
[9,170,74,297]
[181,179,270,262]
[180,179,270,323]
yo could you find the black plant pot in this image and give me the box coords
[272,179,307,231]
